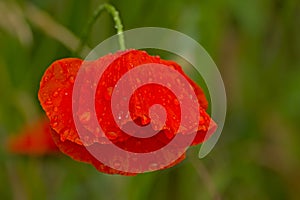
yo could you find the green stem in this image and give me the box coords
[76,3,125,56]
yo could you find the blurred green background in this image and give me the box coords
[1,0,300,199]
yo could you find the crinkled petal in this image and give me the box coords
[38,49,216,174]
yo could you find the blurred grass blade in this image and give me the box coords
[24,3,91,58]
[0,1,33,47]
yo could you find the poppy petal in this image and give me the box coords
[38,58,83,145]
[51,129,184,175]
[38,49,216,174]
[50,128,135,175]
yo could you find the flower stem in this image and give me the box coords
[76,3,125,56]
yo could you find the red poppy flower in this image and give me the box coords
[6,118,59,155]
[38,49,217,175]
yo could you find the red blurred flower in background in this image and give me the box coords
[6,118,59,155]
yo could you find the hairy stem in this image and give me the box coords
[76,3,125,56]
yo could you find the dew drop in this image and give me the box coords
[136,105,141,109]
[69,76,75,83]
[141,114,150,125]
[52,122,58,127]
[165,130,174,139]
[45,98,53,105]
[60,134,66,142]
[107,131,118,140]
[44,76,49,82]
[53,107,58,112]
[52,91,59,97]
[169,65,176,69]
[104,87,113,100]
[173,99,179,105]
[75,138,83,145]
[84,136,90,142]
[79,112,91,123]
[199,116,204,123]
[149,163,158,170]
[113,160,121,169]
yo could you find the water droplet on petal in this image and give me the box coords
[104,87,113,100]
[107,131,118,140]
[199,116,204,123]
[141,114,150,125]
[136,105,141,110]
[45,99,53,105]
[75,138,83,145]
[84,136,90,142]
[149,163,158,170]
[53,107,58,112]
[79,112,91,123]
[165,130,174,139]
[53,91,59,97]
[113,160,121,169]
[44,76,49,82]
[52,122,58,127]
[174,99,179,105]
[69,76,75,83]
